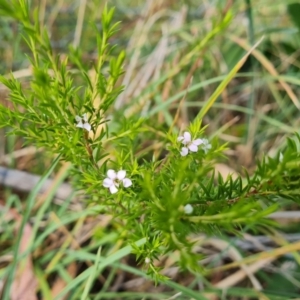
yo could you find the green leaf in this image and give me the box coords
[287,3,300,31]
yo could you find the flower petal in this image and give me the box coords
[82,113,88,122]
[180,147,189,156]
[202,142,212,153]
[117,170,126,180]
[76,121,84,128]
[177,136,184,142]
[188,144,198,152]
[192,139,203,146]
[103,178,113,188]
[75,115,82,122]
[122,178,132,188]
[83,122,91,132]
[184,204,193,214]
[109,185,118,194]
[107,169,117,179]
[183,132,191,143]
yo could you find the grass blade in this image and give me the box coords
[2,154,61,300]
[195,36,264,122]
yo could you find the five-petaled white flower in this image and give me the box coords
[184,204,193,214]
[103,169,132,194]
[201,138,212,154]
[177,131,203,156]
[75,113,91,132]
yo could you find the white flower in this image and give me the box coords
[184,204,193,214]
[177,131,203,156]
[202,138,212,153]
[75,113,91,132]
[145,257,151,264]
[103,169,132,194]
[279,152,283,162]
